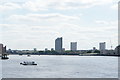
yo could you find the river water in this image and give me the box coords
[1,55,118,78]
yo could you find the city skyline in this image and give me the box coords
[0,39,112,51]
[0,0,118,50]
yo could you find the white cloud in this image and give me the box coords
[22,0,48,11]
[0,0,115,12]
[95,21,109,25]
[0,2,21,12]
[95,20,117,25]
[6,13,80,25]
[52,0,113,10]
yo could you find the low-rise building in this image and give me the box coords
[115,45,120,55]
[104,50,115,55]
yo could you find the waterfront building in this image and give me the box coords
[0,44,3,55]
[3,46,6,53]
[55,37,63,53]
[0,44,6,54]
[0,44,7,58]
[99,42,106,54]
[104,50,115,55]
[7,49,12,53]
[115,45,120,55]
[71,42,77,51]
[34,48,37,52]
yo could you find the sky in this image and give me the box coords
[0,0,119,50]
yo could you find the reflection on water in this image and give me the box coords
[2,55,118,78]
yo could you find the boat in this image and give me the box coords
[20,61,37,65]
[1,56,9,59]
[1,54,9,60]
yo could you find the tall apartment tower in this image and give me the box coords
[71,42,77,51]
[99,42,106,54]
[55,37,63,53]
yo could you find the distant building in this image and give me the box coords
[104,50,115,55]
[115,45,120,55]
[99,42,106,54]
[45,48,48,51]
[34,48,37,52]
[3,46,6,53]
[71,42,77,51]
[55,37,63,53]
[93,47,96,50]
[92,47,97,53]
[0,44,6,55]
[0,44,3,54]
[7,49,12,53]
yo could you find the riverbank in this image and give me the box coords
[7,53,119,57]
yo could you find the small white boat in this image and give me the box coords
[20,61,37,65]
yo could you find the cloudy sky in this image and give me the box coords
[0,0,119,50]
